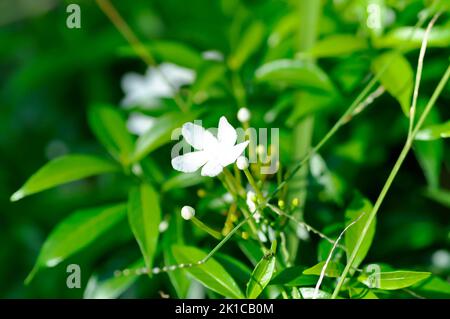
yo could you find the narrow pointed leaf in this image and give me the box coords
[246,241,277,299]
[11,154,119,201]
[358,270,431,290]
[128,182,161,272]
[26,203,127,283]
[303,261,344,278]
[172,245,244,298]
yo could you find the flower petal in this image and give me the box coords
[201,161,223,177]
[171,151,208,173]
[219,141,249,167]
[217,116,237,147]
[182,122,217,150]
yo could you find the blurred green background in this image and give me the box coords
[1,0,449,298]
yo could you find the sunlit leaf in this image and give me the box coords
[172,245,244,298]
[303,261,344,278]
[372,51,413,116]
[88,104,134,165]
[358,270,431,290]
[26,203,127,284]
[246,242,276,299]
[415,121,450,140]
[128,182,161,272]
[345,193,376,270]
[10,154,119,202]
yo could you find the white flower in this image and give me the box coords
[181,206,195,220]
[121,63,195,108]
[171,116,249,177]
[236,156,249,170]
[126,112,156,135]
[246,191,261,222]
[237,107,251,123]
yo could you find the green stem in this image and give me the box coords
[191,216,223,240]
[332,64,450,299]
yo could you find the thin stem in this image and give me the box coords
[191,216,223,240]
[313,213,364,299]
[332,64,450,299]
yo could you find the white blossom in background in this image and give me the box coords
[246,191,261,222]
[431,249,450,270]
[237,107,251,123]
[181,206,196,220]
[126,112,156,135]
[172,117,249,177]
[121,62,195,108]
[202,50,224,62]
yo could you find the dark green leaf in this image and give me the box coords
[88,104,134,165]
[26,203,127,284]
[229,21,265,70]
[270,266,318,287]
[172,245,244,298]
[11,154,119,201]
[128,182,161,271]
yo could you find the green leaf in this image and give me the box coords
[298,287,331,299]
[372,51,413,116]
[26,203,127,284]
[11,154,119,202]
[349,283,378,299]
[358,270,431,290]
[411,275,450,299]
[270,266,318,287]
[162,172,209,192]
[215,253,252,287]
[255,59,335,93]
[172,245,244,298]
[246,242,277,299]
[128,182,161,272]
[375,27,450,49]
[132,111,200,163]
[308,34,368,58]
[414,139,443,189]
[345,193,376,270]
[88,104,134,165]
[424,187,450,208]
[83,259,144,299]
[303,261,344,278]
[415,121,450,141]
[229,21,265,70]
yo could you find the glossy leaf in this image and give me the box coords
[358,270,431,290]
[88,104,134,164]
[255,59,335,93]
[83,259,144,299]
[303,261,344,278]
[10,154,119,201]
[372,52,413,116]
[172,245,244,298]
[128,182,161,271]
[26,203,127,283]
[270,266,318,287]
[345,193,376,270]
[415,121,450,141]
[246,242,276,299]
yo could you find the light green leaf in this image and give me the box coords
[246,242,276,299]
[308,34,368,58]
[270,266,318,287]
[358,270,431,290]
[345,193,376,270]
[255,59,335,93]
[303,261,344,278]
[375,27,450,49]
[132,111,200,163]
[172,245,244,298]
[88,104,134,165]
[372,51,413,116]
[229,21,265,70]
[349,283,378,299]
[128,182,161,272]
[162,172,209,192]
[11,154,119,202]
[83,259,144,299]
[26,203,127,284]
[415,121,450,141]
[298,287,331,299]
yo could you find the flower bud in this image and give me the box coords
[236,156,249,170]
[181,205,195,220]
[237,107,251,123]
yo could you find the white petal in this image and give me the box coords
[171,151,208,173]
[201,161,223,177]
[182,122,217,150]
[219,141,249,167]
[217,116,237,147]
[126,113,156,135]
[159,63,195,88]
